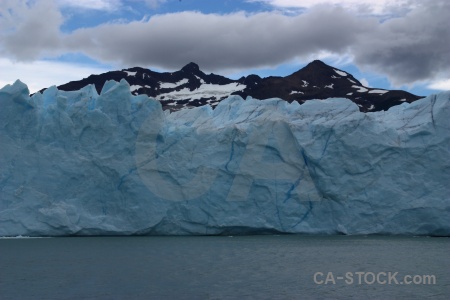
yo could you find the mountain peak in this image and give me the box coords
[38,59,422,113]
[305,60,332,69]
[181,62,200,73]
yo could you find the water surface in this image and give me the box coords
[0,236,448,299]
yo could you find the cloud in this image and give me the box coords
[142,0,167,9]
[360,78,370,87]
[0,0,449,88]
[427,79,450,91]
[352,0,450,86]
[0,58,109,93]
[0,0,63,61]
[58,0,167,11]
[58,0,122,11]
[63,7,371,72]
[248,0,415,15]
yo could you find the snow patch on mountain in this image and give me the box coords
[156,82,246,101]
[369,89,388,94]
[352,85,369,93]
[195,75,206,84]
[130,85,141,92]
[334,69,347,76]
[159,78,189,89]
[124,70,137,77]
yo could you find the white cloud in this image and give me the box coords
[249,0,414,15]
[0,58,109,93]
[427,79,450,91]
[57,0,122,11]
[57,0,166,11]
[143,0,167,9]
[360,78,370,87]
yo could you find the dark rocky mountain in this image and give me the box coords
[38,60,422,112]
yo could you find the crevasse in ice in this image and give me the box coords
[0,79,449,236]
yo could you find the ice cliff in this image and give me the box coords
[1,79,449,236]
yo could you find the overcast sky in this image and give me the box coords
[0,0,449,95]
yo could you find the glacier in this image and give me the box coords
[0,79,449,236]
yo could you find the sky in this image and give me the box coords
[0,0,449,95]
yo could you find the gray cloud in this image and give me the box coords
[64,7,371,72]
[352,0,450,85]
[1,0,448,86]
[1,0,63,61]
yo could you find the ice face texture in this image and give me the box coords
[1,79,449,236]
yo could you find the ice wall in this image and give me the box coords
[1,79,449,236]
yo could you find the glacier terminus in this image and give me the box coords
[0,79,449,236]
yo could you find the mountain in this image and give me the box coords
[38,60,422,112]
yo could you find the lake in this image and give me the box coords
[0,235,448,299]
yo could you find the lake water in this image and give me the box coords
[0,235,448,299]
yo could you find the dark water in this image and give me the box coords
[0,236,448,299]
